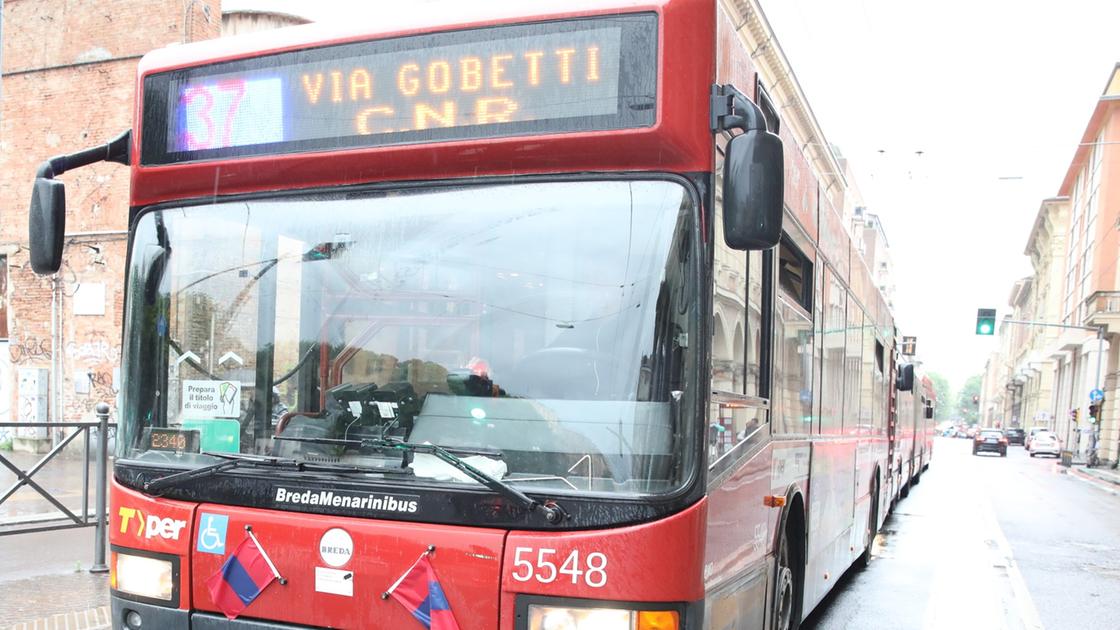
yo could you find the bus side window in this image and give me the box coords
[819,267,844,435]
[710,144,766,466]
[774,238,813,435]
[712,143,747,395]
[874,339,886,436]
[843,293,863,436]
[860,307,876,436]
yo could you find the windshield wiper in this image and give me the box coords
[143,451,411,493]
[272,435,567,524]
[273,435,502,458]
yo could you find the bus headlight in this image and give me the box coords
[527,605,679,630]
[114,552,175,601]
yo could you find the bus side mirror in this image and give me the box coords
[29,176,67,275]
[925,405,934,420]
[27,131,130,276]
[723,129,784,250]
[896,364,915,392]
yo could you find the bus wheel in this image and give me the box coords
[858,476,879,569]
[774,523,799,630]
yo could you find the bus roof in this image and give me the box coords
[139,0,669,77]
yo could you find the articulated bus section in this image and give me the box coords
[704,2,934,625]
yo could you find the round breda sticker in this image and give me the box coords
[319,528,354,568]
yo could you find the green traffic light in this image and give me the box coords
[975,308,996,336]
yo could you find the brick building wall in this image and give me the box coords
[1,0,221,439]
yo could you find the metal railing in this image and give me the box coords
[0,403,113,572]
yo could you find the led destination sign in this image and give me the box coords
[142,15,657,164]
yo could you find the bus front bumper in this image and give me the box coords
[112,596,308,629]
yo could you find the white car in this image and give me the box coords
[1025,426,1049,449]
[1028,431,1061,458]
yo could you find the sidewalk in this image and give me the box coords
[0,441,113,629]
[0,527,110,630]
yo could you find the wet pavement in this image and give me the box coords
[805,436,1120,630]
[0,445,109,524]
[1,446,111,628]
[0,527,110,628]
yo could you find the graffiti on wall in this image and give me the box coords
[64,331,121,418]
[9,337,51,364]
[65,338,120,364]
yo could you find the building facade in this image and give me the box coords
[1021,198,1068,433]
[983,64,1120,463]
[0,0,237,451]
[1054,65,1120,464]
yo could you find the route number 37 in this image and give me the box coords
[511,547,608,588]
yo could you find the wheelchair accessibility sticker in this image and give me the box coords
[197,513,229,555]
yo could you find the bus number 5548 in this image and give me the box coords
[510,547,608,588]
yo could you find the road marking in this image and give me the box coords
[976,494,1044,630]
[920,492,1006,629]
[919,443,1044,630]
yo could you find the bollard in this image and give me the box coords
[90,402,111,574]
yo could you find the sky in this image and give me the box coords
[754,0,1120,389]
[228,0,1120,390]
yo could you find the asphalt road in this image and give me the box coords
[803,436,1120,630]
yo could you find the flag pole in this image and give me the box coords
[245,525,287,585]
[381,545,436,600]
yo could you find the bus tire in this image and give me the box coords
[773,501,804,630]
[858,474,879,569]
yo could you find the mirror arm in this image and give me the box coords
[35,129,130,182]
[710,84,768,134]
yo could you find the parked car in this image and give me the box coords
[1025,427,1050,449]
[1028,431,1061,458]
[1004,428,1026,446]
[966,426,979,439]
[973,429,1008,456]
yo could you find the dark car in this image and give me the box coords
[1004,428,1025,446]
[973,429,1008,457]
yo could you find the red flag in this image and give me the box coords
[206,532,279,620]
[387,553,461,630]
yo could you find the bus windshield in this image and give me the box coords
[119,179,698,498]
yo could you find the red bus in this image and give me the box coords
[27,1,925,628]
[890,365,936,501]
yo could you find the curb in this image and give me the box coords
[6,606,109,630]
[1075,466,1120,486]
[1066,466,1120,496]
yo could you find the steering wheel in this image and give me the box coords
[510,347,615,400]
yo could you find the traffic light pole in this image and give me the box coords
[1004,319,1105,464]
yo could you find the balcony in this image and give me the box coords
[1081,291,1120,331]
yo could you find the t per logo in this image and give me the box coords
[118,506,188,541]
